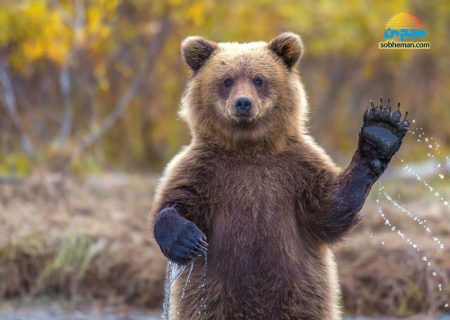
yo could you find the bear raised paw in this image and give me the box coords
[360,98,409,176]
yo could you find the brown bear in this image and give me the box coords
[151,32,408,320]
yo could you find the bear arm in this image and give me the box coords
[300,150,377,243]
[154,183,200,220]
[151,175,209,264]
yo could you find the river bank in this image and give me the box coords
[1,172,449,317]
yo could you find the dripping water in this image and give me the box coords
[376,185,446,297]
[162,255,208,319]
[402,165,450,208]
[376,120,450,309]
[181,261,195,299]
[383,191,445,249]
[198,253,208,313]
[161,261,186,320]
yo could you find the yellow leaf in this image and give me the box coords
[187,2,205,26]
[23,41,45,61]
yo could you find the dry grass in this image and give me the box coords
[337,180,450,317]
[0,172,449,316]
[0,173,166,308]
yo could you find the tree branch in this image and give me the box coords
[0,63,35,157]
[76,17,172,154]
[59,65,73,148]
[58,0,86,148]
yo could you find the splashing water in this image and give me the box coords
[383,191,445,249]
[162,261,186,320]
[376,187,420,252]
[376,120,450,309]
[409,126,441,158]
[377,185,446,299]
[162,255,208,319]
[402,165,450,208]
[181,261,194,299]
[198,254,208,312]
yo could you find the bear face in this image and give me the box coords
[180,33,309,151]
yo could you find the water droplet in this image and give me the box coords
[181,261,195,299]
[377,180,449,302]
[162,261,187,319]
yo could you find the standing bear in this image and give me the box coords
[151,32,408,320]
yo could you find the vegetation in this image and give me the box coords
[0,0,449,175]
[0,175,449,316]
[0,1,449,317]
[0,174,165,307]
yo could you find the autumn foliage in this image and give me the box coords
[0,0,448,175]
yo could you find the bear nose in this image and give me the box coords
[234,97,252,117]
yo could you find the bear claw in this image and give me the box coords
[154,207,208,265]
[363,99,409,135]
[359,98,409,171]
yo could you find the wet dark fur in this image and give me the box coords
[151,33,408,320]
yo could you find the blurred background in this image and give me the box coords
[0,0,449,319]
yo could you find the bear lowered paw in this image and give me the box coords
[359,98,409,174]
[154,207,208,265]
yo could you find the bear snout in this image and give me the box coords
[234,96,253,118]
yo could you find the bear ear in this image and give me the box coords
[181,36,218,72]
[268,32,303,70]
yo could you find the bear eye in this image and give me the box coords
[223,77,234,88]
[253,76,264,87]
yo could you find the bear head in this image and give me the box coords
[180,32,309,152]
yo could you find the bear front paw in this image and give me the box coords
[359,98,409,175]
[154,207,208,265]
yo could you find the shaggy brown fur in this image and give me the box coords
[151,32,408,319]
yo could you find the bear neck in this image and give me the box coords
[192,125,300,155]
